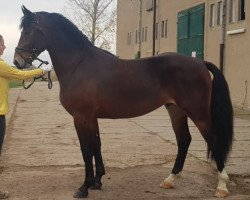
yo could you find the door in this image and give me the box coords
[177,4,205,59]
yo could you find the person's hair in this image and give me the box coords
[0,34,2,40]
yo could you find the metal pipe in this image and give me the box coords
[152,0,156,56]
[138,0,142,58]
[220,0,227,74]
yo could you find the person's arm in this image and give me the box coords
[0,60,43,80]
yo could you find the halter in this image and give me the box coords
[15,21,52,89]
[15,47,49,66]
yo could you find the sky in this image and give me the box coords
[0,0,68,65]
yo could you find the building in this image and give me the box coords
[116,0,249,109]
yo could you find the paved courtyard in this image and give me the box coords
[0,81,249,199]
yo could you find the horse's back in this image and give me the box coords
[61,51,211,119]
[94,53,211,118]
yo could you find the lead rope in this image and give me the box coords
[47,71,53,89]
[23,60,53,90]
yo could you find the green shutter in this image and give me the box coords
[177,11,189,56]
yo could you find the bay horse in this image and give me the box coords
[14,6,233,199]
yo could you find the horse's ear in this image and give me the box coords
[22,5,35,18]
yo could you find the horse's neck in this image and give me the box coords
[47,50,70,76]
[47,42,92,84]
[47,37,116,84]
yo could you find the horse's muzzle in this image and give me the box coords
[13,60,23,69]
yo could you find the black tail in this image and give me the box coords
[205,61,234,168]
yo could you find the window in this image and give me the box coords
[135,30,138,44]
[165,20,168,37]
[217,1,223,25]
[238,0,245,21]
[142,27,145,42]
[127,33,129,45]
[129,32,132,45]
[138,30,141,44]
[155,23,158,40]
[160,20,168,38]
[127,32,132,45]
[146,0,153,11]
[229,0,235,23]
[161,21,165,37]
[210,4,215,27]
[145,27,147,42]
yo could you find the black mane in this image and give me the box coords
[20,11,117,56]
[20,11,92,48]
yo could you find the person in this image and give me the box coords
[0,34,52,199]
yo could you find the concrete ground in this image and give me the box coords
[0,82,249,200]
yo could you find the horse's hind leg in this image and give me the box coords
[192,117,229,198]
[160,105,191,189]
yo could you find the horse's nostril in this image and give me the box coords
[14,60,22,69]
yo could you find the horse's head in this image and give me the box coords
[14,6,47,69]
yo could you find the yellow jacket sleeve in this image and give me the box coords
[0,59,43,80]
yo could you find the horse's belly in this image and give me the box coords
[96,99,169,119]
[60,88,173,119]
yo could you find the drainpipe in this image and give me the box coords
[152,0,157,56]
[220,0,227,74]
[138,0,142,58]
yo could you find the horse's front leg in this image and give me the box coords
[81,117,105,190]
[91,121,105,189]
[73,115,95,198]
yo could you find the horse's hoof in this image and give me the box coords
[73,189,88,198]
[90,182,102,190]
[160,181,173,189]
[215,189,229,198]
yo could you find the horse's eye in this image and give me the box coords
[22,31,29,36]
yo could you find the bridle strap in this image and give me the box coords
[15,47,35,53]
[15,17,52,89]
[15,47,49,65]
[15,47,52,90]
[22,71,52,90]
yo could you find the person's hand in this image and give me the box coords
[40,65,53,73]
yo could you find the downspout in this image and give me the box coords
[152,0,157,56]
[138,0,142,58]
[220,0,227,74]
